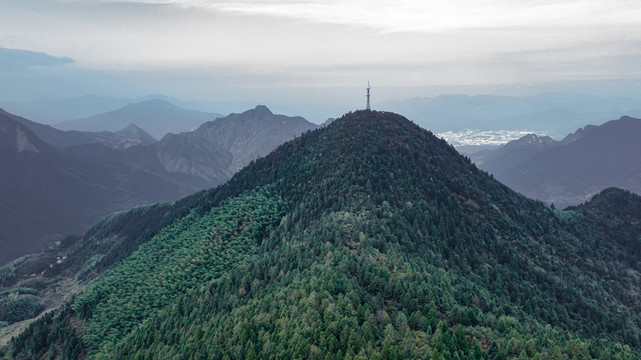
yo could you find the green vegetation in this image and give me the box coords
[8,110,641,359]
[0,288,39,298]
[75,188,284,355]
[74,254,104,280]
[0,288,43,325]
[0,255,36,287]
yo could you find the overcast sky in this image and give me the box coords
[1,0,641,115]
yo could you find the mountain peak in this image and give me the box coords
[115,122,157,144]
[588,187,639,205]
[56,100,221,139]
[523,133,551,142]
[252,105,273,118]
[116,122,148,135]
[507,133,556,147]
[127,98,177,109]
[562,115,641,145]
[618,115,637,122]
[119,122,142,131]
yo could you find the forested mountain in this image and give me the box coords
[4,110,641,359]
[54,99,223,139]
[472,116,641,208]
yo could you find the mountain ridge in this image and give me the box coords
[0,112,184,265]
[0,106,318,264]
[1,107,157,150]
[384,93,641,137]
[472,133,560,175]
[54,99,223,139]
[473,115,641,208]
[190,105,320,172]
[6,110,641,359]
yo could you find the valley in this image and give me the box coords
[0,104,317,265]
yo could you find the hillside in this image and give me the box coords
[5,110,641,359]
[0,113,181,265]
[125,105,320,188]
[0,106,318,264]
[1,108,157,150]
[54,99,223,139]
[1,108,97,148]
[189,105,321,172]
[472,134,560,176]
[474,116,641,208]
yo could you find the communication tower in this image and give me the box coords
[366,82,371,110]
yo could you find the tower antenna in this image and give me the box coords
[366,81,371,110]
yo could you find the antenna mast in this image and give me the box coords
[366,81,371,110]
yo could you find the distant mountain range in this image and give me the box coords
[0,94,347,127]
[54,99,224,139]
[384,93,641,138]
[472,133,560,175]
[0,105,318,265]
[0,95,133,125]
[0,112,181,265]
[0,108,156,149]
[472,116,641,208]
[0,94,231,126]
[5,92,641,138]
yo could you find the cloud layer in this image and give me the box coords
[85,0,641,33]
[0,48,73,72]
[211,0,641,33]
[1,0,640,106]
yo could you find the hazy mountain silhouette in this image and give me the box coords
[0,112,179,265]
[1,108,96,148]
[55,99,223,139]
[472,133,560,175]
[473,116,641,208]
[0,106,317,264]
[1,108,157,150]
[0,95,131,125]
[385,93,641,137]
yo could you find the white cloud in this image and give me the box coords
[2,0,641,105]
[0,48,73,72]
[87,0,641,33]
